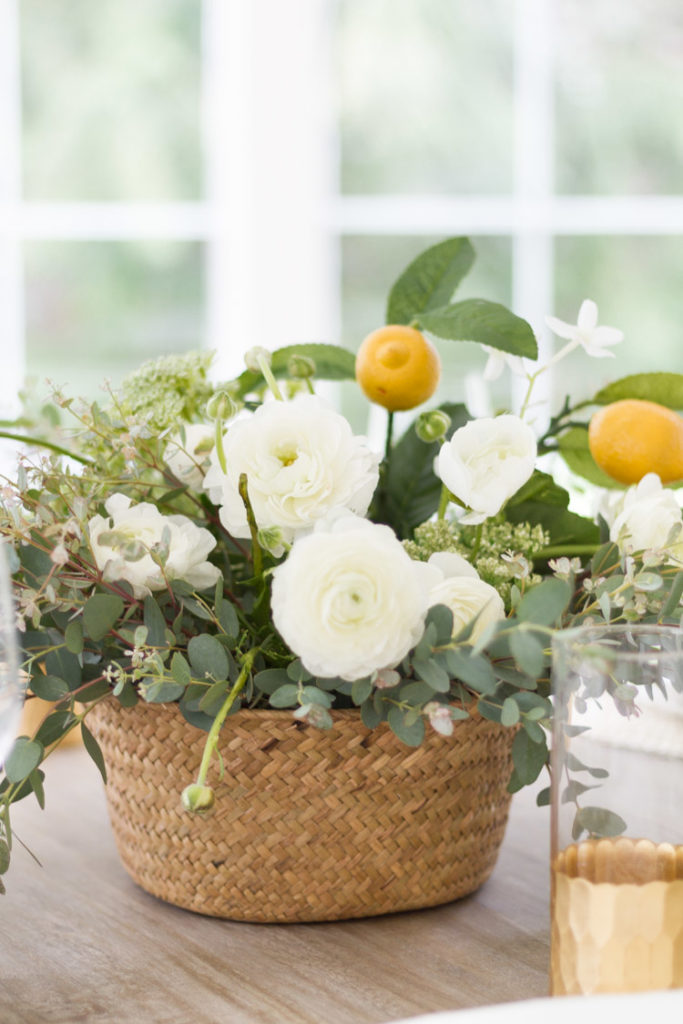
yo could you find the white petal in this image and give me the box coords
[591,326,624,346]
[482,348,504,381]
[427,551,480,580]
[577,299,598,331]
[544,315,577,341]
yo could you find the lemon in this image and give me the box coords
[588,398,683,485]
[355,325,441,412]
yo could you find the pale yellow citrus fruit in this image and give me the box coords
[355,325,441,412]
[588,398,683,485]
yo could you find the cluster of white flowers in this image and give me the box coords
[608,473,683,565]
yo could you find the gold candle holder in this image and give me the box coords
[551,626,683,997]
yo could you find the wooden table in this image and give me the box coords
[1,749,550,1024]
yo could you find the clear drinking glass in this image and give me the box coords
[550,625,683,995]
[0,541,23,766]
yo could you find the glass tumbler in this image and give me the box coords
[550,624,683,995]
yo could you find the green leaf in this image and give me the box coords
[661,572,683,620]
[425,604,454,645]
[591,542,621,577]
[399,680,437,705]
[593,372,683,409]
[83,594,124,642]
[351,678,373,706]
[215,596,239,640]
[252,668,292,695]
[30,675,69,701]
[506,469,600,547]
[286,659,312,683]
[143,596,168,648]
[0,840,10,874]
[4,738,44,783]
[360,699,383,729]
[269,684,299,708]
[557,427,622,490]
[418,299,538,359]
[170,651,192,688]
[445,649,497,694]
[300,686,333,708]
[517,579,571,627]
[510,631,545,679]
[387,706,425,747]
[536,786,551,807]
[413,657,450,693]
[386,237,476,325]
[44,646,81,691]
[511,729,548,785]
[187,634,229,682]
[198,679,230,715]
[141,679,186,704]
[380,402,470,535]
[501,696,520,727]
[566,752,609,778]
[81,722,107,783]
[64,621,84,655]
[233,343,356,398]
[572,806,627,841]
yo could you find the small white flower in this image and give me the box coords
[427,554,505,644]
[610,473,683,564]
[545,299,624,359]
[204,395,380,551]
[89,493,220,598]
[271,513,440,682]
[50,543,69,566]
[163,424,215,491]
[482,347,527,382]
[435,415,537,524]
[373,668,401,690]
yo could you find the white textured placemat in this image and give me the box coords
[388,989,683,1024]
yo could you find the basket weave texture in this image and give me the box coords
[88,699,516,922]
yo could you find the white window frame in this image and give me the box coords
[2,0,683,423]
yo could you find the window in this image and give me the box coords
[2,0,682,430]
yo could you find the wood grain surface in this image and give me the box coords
[1,749,550,1024]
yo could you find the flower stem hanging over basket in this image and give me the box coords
[1,236,682,917]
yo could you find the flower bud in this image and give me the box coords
[244,346,272,374]
[181,783,215,814]
[287,354,316,380]
[206,390,240,422]
[257,526,287,556]
[415,409,451,443]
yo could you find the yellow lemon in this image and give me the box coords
[588,398,683,485]
[355,325,441,412]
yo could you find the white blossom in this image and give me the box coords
[545,299,624,359]
[427,553,505,644]
[163,424,214,490]
[204,395,380,552]
[271,513,439,682]
[482,347,527,382]
[610,473,683,564]
[435,415,537,524]
[89,493,220,598]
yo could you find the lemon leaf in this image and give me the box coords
[593,372,683,409]
[232,344,356,398]
[556,426,623,490]
[386,237,475,325]
[418,299,538,359]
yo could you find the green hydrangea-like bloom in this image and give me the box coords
[120,351,216,432]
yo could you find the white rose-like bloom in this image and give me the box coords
[435,414,537,524]
[89,493,221,598]
[427,553,505,643]
[203,395,380,549]
[271,514,440,681]
[610,473,683,563]
[163,423,214,491]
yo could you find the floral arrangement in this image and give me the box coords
[1,236,682,888]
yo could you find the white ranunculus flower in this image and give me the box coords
[435,415,537,524]
[427,553,505,643]
[89,493,220,598]
[271,513,440,682]
[163,424,215,491]
[203,395,380,551]
[610,473,683,563]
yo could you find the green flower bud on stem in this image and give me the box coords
[206,390,240,422]
[287,354,316,379]
[181,783,215,814]
[415,409,451,443]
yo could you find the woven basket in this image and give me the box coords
[88,699,516,922]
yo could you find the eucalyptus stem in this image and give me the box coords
[0,430,92,465]
[238,473,263,577]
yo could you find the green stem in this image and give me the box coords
[195,651,257,787]
[537,544,601,559]
[437,484,450,521]
[384,410,394,464]
[238,473,263,577]
[0,430,92,465]
[257,355,284,401]
[214,416,228,474]
[470,522,484,561]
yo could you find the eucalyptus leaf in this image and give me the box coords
[351,678,373,706]
[413,658,450,693]
[81,722,107,783]
[387,706,425,747]
[30,675,69,701]
[572,806,627,840]
[4,738,44,783]
[64,621,84,655]
[83,594,124,642]
[143,596,168,648]
[269,684,299,708]
[511,729,548,786]
[187,634,229,682]
[510,631,545,679]
[517,578,571,627]
[170,651,192,688]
